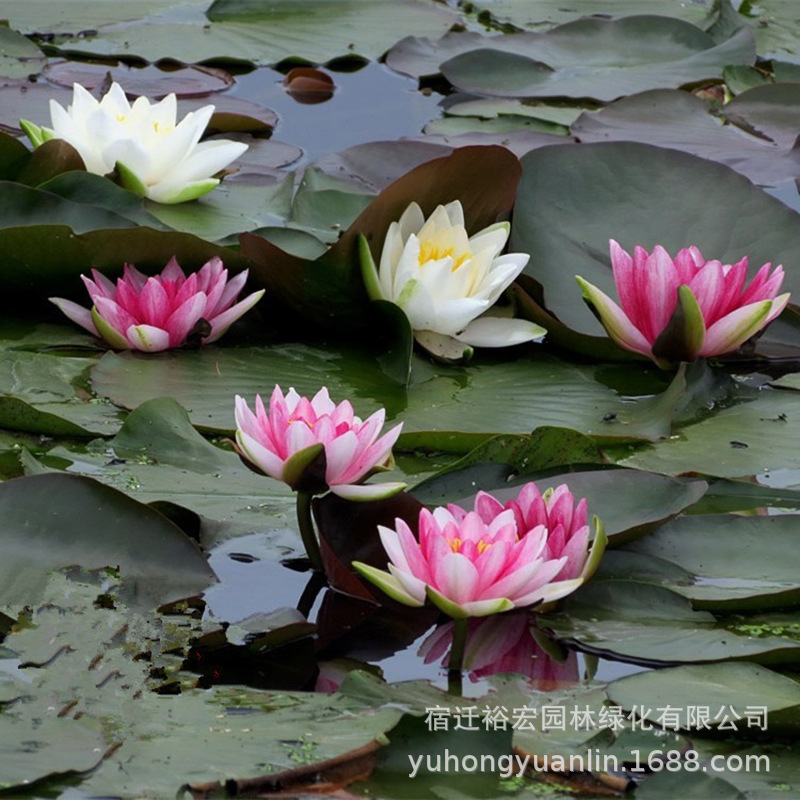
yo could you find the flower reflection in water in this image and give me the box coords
[419,611,579,690]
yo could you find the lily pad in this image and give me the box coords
[34,397,298,539]
[608,662,800,735]
[620,385,800,479]
[4,0,206,35]
[49,0,460,66]
[572,88,800,187]
[459,0,717,31]
[0,349,121,436]
[388,18,754,102]
[0,472,216,609]
[620,514,800,611]
[89,345,681,449]
[511,141,800,358]
[546,580,800,666]
[0,24,45,81]
[42,59,235,97]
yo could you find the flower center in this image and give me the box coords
[289,418,315,429]
[448,537,493,554]
[418,241,472,271]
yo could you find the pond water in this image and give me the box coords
[231,61,444,167]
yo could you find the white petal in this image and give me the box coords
[454,317,546,347]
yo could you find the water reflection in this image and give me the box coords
[198,544,650,695]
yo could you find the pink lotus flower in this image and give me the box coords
[471,482,604,587]
[419,613,579,688]
[51,257,264,352]
[577,240,790,366]
[353,484,604,618]
[234,386,405,501]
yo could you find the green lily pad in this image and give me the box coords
[511,141,800,358]
[608,662,800,734]
[0,24,45,81]
[28,397,299,541]
[48,0,459,66]
[571,88,800,187]
[620,386,800,478]
[391,18,754,102]
[0,715,106,791]
[0,349,121,436]
[4,0,205,35]
[620,514,800,611]
[459,0,717,31]
[0,472,216,609]
[89,345,681,448]
[546,580,800,665]
[144,171,295,244]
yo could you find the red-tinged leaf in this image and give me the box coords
[239,145,521,331]
[313,491,425,600]
[185,740,381,798]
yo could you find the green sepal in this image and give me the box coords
[352,561,423,607]
[19,119,44,148]
[282,442,328,494]
[359,233,385,301]
[115,160,149,198]
[91,306,130,350]
[652,284,706,365]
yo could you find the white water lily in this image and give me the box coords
[361,201,545,359]
[21,82,248,204]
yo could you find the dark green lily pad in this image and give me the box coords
[47,0,459,66]
[4,0,204,34]
[0,349,121,435]
[30,397,298,539]
[546,580,800,665]
[459,0,717,31]
[621,514,800,611]
[89,345,677,448]
[511,141,800,358]
[620,386,800,478]
[608,662,800,735]
[0,472,216,609]
[572,88,800,187]
[391,18,754,102]
[0,25,45,81]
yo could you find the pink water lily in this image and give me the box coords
[354,484,604,618]
[470,482,605,587]
[234,386,405,501]
[51,257,264,352]
[577,240,790,366]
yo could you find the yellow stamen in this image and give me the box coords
[447,537,493,554]
[418,241,472,271]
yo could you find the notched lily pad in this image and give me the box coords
[0,472,217,610]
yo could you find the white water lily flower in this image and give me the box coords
[21,82,248,204]
[361,200,545,358]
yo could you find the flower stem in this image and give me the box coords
[447,616,469,695]
[296,491,324,572]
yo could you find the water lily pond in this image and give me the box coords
[3,1,800,798]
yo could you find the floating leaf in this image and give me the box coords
[0,472,216,609]
[546,580,800,665]
[608,662,800,735]
[47,0,459,66]
[572,86,800,186]
[511,141,800,358]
